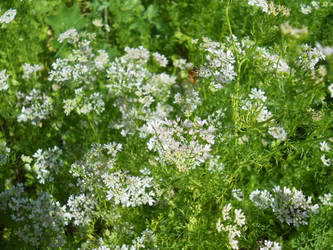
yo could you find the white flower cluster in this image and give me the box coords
[123,46,150,64]
[248,0,290,16]
[256,47,290,74]
[49,33,103,85]
[94,49,110,69]
[248,0,269,13]
[250,186,319,227]
[198,37,237,90]
[300,1,320,15]
[216,203,246,250]
[0,9,17,24]
[115,229,157,250]
[57,28,79,44]
[241,88,287,141]
[174,88,201,117]
[173,58,193,70]
[65,193,96,226]
[280,22,308,39]
[153,52,168,67]
[17,89,53,126]
[260,240,282,250]
[30,146,63,184]
[232,189,244,201]
[141,117,215,172]
[0,69,9,91]
[63,88,105,116]
[70,143,122,191]
[70,143,159,207]
[0,184,67,248]
[298,44,325,71]
[315,43,333,57]
[207,156,225,173]
[103,168,158,207]
[319,193,333,207]
[107,47,175,136]
[0,141,10,165]
[319,141,331,166]
[268,126,287,141]
[22,63,42,79]
[241,88,273,123]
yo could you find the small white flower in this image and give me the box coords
[260,240,282,250]
[328,83,333,98]
[234,209,246,226]
[92,19,103,27]
[249,88,267,102]
[319,193,333,206]
[321,155,330,166]
[300,4,312,15]
[153,52,168,67]
[320,141,331,152]
[0,69,9,91]
[222,203,232,221]
[58,28,78,44]
[268,126,287,141]
[0,9,17,24]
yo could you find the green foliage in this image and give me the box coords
[0,0,333,249]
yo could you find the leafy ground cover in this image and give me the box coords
[0,0,332,249]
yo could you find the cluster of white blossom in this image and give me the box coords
[70,143,122,191]
[256,47,290,74]
[0,184,67,248]
[0,8,17,24]
[241,88,272,123]
[0,141,10,165]
[92,18,110,32]
[297,44,325,71]
[123,46,150,64]
[57,28,79,44]
[319,193,333,207]
[140,117,215,172]
[280,22,308,39]
[22,63,42,79]
[232,189,244,201]
[315,43,333,57]
[268,126,287,141]
[103,168,159,207]
[70,143,159,207]
[49,32,104,85]
[216,203,246,250]
[94,49,110,69]
[28,146,63,184]
[63,88,105,115]
[300,1,320,15]
[248,0,290,16]
[319,141,331,166]
[329,83,333,98]
[250,186,319,227]
[173,58,193,70]
[198,37,237,90]
[241,88,287,141]
[17,89,53,126]
[107,47,175,136]
[115,229,157,250]
[260,240,282,250]
[174,88,201,117]
[0,69,9,91]
[153,52,168,67]
[65,193,96,226]
[207,155,224,173]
